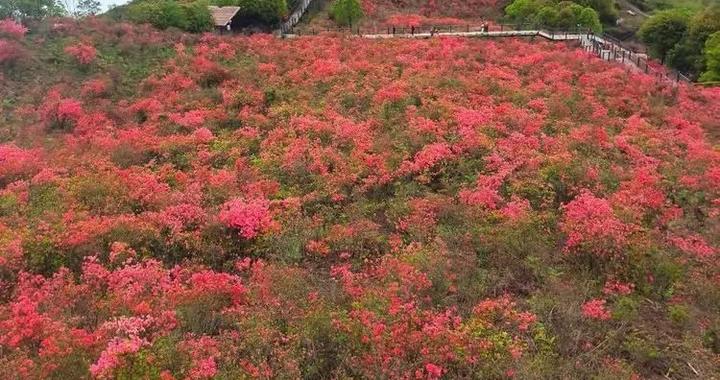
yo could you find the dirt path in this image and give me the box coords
[617,0,651,18]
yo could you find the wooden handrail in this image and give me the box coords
[279,23,697,85]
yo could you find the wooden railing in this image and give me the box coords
[279,0,313,34]
[282,23,692,84]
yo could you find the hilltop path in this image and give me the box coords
[282,28,686,83]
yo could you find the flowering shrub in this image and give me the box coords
[65,42,97,65]
[0,144,41,183]
[218,198,275,239]
[0,19,26,65]
[582,299,612,321]
[0,39,23,65]
[0,19,27,39]
[561,190,629,256]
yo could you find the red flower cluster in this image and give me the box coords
[562,190,629,256]
[219,198,275,239]
[0,19,26,65]
[0,18,27,38]
[65,42,97,65]
[582,299,612,321]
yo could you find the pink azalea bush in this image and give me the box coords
[0,19,26,65]
[582,299,612,321]
[65,42,97,65]
[561,190,629,256]
[0,19,27,38]
[218,198,275,239]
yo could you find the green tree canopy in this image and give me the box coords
[331,0,363,27]
[235,0,288,23]
[578,6,602,32]
[639,9,691,62]
[700,31,720,82]
[576,0,617,23]
[505,0,602,32]
[126,0,213,32]
[0,0,64,20]
[659,5,720,76]
[505,0,542,21]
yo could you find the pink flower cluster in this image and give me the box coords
[562,191,629,255]
[582,299,612,321]
[65,42,97,65]
[0,19,27,38]
[669,234,717,259]
[219,198,275,239]
[0,144,41,182]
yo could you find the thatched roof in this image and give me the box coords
[208,6,241,27]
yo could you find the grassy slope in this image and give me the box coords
[1,17,182,142]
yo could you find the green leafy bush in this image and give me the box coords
[126,0,213,32]
[639,9,690,62]
[641,5,720,78]
[505,0,603,32]
[700,31,720,81]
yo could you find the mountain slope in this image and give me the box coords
[1,17,720,379]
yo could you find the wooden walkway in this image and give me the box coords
[279,0,313,34]
[271,0,689,85]
[282,29,690,84]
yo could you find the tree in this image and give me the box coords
[578,7,602,33]
[127,0,212,32]
[700,31,720,82]
[181,1,214,33]
[506,0,601,32]
[505,0,541,23]
[666,5,720,76]
[639,10,690,63]
[0,0,64,20]
[58,0,101,17]
[536,6,560,27]
[235,0,288,23]
[576,0,617,24]
[331,0,363,27]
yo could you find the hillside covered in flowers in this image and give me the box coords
[1,17,720,379]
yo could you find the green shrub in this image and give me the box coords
[23,236,65,276]
[613,296,639,321]
[28,182,63,218]
[668,304,690,326]
[644,5,720,78]
[0,193,18,217]
[623,335,661,367]
[576,0,617,23]
[703,327,720,354]
[177,294,234,335]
